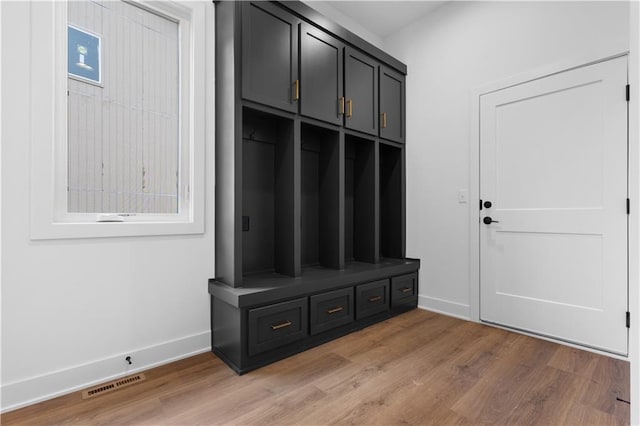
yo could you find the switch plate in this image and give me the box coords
[458,189,468,203]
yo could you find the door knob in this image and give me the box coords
[483,217,499,224]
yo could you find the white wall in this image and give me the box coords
[1,1,214,412]
[1,0,634,418]
[383,1,630,318]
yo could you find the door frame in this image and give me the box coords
[476,56,630,356]
[628,5,640,425]
[468,51,633,352]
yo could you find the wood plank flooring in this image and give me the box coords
[2,310,630,425]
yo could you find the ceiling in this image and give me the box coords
[325,1,446,39]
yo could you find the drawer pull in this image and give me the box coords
[339,97,345,115]
[368,296,382,302]
[271,320,292,330]
[400,287,412,293]
[327,307,344,314]
[381,112,387,128]
[346,99,353,118]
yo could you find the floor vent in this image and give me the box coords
[82,373,146,399]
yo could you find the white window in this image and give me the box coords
[30,1,211,239]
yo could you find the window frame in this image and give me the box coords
[30,0,209,239]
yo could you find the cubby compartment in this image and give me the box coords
[379,143,404,259]
[345,134,377,263]
[301,123,341,269]
[242,108,296,276]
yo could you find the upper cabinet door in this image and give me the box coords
[344,48,378,136]
[344,47,378,135]
[242,2,299,113]
[379,66,405,144]
[300,23,344,126]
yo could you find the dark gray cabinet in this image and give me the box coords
[379,66,405,144]
[242,2,299,112]
[300,23,344,125]
[356,279,389,319]
[391,273,417,307]
[344,47,378,136]
[300,38,380,135]
[248,298,308,356]
[310,287,354,335]
[212,0,418,375]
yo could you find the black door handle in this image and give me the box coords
[483,217,499,225]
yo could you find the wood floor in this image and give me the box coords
[2,310,630,425]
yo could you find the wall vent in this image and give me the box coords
[81,373,146,399]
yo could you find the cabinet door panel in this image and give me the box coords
[379,67,405,143]
[345,47,378,135]
[300,23,343,125]
[242,2,298,112]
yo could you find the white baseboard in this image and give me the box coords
[1,331,211,413]
[418,295,471,321]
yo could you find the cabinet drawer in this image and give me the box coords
[310,288,354,335]
[391,273,417,306]
[356,279,389,319]
[248,298,308,356]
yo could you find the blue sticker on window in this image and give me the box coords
[68,26,101,84]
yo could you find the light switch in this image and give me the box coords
[458,189,468,203]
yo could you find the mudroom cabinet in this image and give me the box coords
[211,0,419,374]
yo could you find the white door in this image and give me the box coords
[480,56,628,355]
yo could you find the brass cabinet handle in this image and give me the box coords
[346,99,353,118]
[271,320,292,330]
[293,80,300,101]
[339,97,345,115]
[327,306,343,314]
[368,296,382,302]
[400,287,412,293]
[381,112,387,128]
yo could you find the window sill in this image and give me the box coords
[30,218,204,240]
